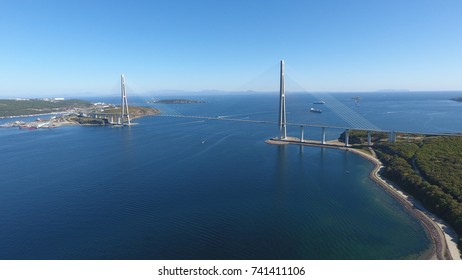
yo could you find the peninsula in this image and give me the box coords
[0,98,92,118]
[0,98,159,128]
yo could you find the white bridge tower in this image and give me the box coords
[278,60,287,139]
[120,74,131,126]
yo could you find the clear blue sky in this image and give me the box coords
[1,0,461,96]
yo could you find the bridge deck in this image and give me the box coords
[157,114,462,137]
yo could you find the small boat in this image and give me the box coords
[19,125,38,130]
[313,100,325,104]
[310,107,322,113]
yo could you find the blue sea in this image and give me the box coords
[0,91,461,259]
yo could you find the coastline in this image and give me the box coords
[0,111,69,119]
[266,137,461,260]
[0,108,159,128]
[348,147,460,260]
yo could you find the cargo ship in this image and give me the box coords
[310,108,322,113]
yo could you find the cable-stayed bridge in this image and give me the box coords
[154,61,460,147]
[108,62,461,146]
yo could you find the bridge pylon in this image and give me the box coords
[278,60,287,139]
[120,74,131,126]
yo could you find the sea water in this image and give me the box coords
[0,92,460,259]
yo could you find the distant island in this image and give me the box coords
[149,99,206,104]
[375,89,410,92]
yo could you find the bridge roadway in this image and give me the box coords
[157,113,462,137]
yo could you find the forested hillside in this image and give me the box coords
[0,99,91,117]
[416,137,462,203]
[375,138,462,252]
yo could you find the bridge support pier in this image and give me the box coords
[388,131,396,143]
[322,127,326,144]
[367,131,372,146]
[300,126,304,143]
[345,129,350,147]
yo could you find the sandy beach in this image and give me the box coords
[266,137,461,260]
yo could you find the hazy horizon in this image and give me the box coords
[3,89,462,100]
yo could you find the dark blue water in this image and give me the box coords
[1,92,461,259]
